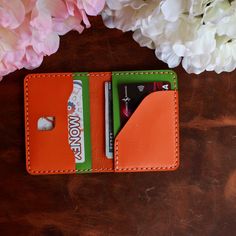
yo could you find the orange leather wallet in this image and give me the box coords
[24,71,179,175]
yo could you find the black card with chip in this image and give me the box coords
[118,81,171,128]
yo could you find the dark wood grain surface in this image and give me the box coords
[0,16,236,236]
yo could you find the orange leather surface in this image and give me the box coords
[88,72,113,172]
[114,91,179,172]
[24,73,76,174]
[24,72,179,175]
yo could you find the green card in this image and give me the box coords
[68,73,92,173]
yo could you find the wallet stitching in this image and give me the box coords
[113,71,174,76]
[115,72,179,171]
[25,73,113,174]
[88,71,174,77]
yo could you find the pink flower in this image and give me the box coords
[0,0,105,80]
[78,0,106,16]
[0,0,25,29]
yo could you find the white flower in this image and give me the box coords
[103,0,236,74]
[102,0,160,31]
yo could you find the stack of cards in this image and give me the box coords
[104,79,173,159]
[66,73,176,164]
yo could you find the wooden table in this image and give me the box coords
[0,17,236,236]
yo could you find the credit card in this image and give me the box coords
[112,71,177,137]
[105,82,113,159]
[117,81,171,129]
[67,80,85,163]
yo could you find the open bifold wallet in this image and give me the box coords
[24,70,179,175]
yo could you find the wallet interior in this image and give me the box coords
[24,71,179,175]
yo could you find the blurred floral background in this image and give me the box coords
[103,0,236,74]
[1,0,236,80]
[0,0,104,80]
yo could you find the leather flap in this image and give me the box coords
[24,73,75,174]
[114,91,179,172]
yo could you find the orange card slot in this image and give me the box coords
[114,91,179,172]
[24,73,75,174]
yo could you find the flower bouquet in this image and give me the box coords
[102,0,236,74]
[1,0,236,79]
[0,0,104,80]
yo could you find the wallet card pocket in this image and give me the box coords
[24,72,114,175]
[24,73,76,174]
[114,91,179,172]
